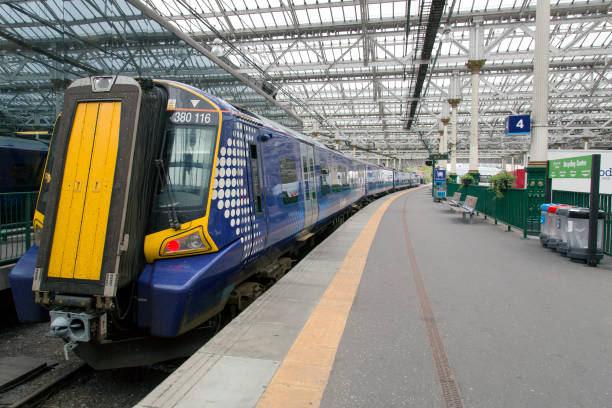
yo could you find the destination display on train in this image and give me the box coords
[169,110,219,126]
[165,85,220,126]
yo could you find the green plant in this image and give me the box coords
[418,165,431,182]
[459,174,474,189]
[488,172,516,198]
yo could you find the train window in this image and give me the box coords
[349,169,357,189]
[34,114,60,215]
[250,144,263,214]
[320,165,330,196]
[149,124,216,232]
[280,157,298,205]
[331,165,340,193]
[309,157,316,200]
[300,153,309,201]
[341,167,349,190]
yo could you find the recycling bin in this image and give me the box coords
[555,206,573,255]
[546,205,571,250]
[433,181,446,202]
[539,203,556,247]
[567,207,605,263]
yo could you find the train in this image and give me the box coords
[0,135,49,231]
[0,135,49,320]
[9,76,420,366]
[0,136,48,258]
[0,136,49,194]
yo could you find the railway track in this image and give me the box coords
[0,358,178,408]
[2,364,89,408]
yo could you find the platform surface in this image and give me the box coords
[137,187,612,408]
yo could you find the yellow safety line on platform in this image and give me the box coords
[256,188,422,408]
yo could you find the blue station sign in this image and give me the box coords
[505,115,531,136]
[434,169,446,182]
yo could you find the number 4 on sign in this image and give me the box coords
[516,119,523,128]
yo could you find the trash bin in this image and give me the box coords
[546,205,571,250]
[555,206,573,255]
[567,207,605,263]
[539,203,556,247]
[433,181,447,202]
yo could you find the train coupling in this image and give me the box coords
[49,310,108,359]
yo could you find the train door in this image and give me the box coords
[300,143,319,229]
[244,127,268,260]
[47,101,121,281]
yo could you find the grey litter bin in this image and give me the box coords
[555,206,573,255]
[546,205,571,250]
[540,203,555,247]
[567,207,605,263]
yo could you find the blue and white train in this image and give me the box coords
[10,76,419,365]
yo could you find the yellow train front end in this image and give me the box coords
[32,76,169,346]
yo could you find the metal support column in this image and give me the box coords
[448,71,461,183]
[529,0,550,167]
[526,0,551,235]
[466,21,485,184]
[440,103,450,171]
[438,129,445,170]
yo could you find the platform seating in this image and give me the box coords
[447,192,463,210]
[457,195,478,224]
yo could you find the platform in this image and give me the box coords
[136,186,612,408]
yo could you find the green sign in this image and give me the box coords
[549,155,592,178]
[429,153,449,160]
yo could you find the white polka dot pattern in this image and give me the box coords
[209,121,263,262]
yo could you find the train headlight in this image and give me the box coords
[162,230,208,255]
[91,76,116,92]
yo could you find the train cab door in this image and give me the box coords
[244,129,268,260]
[300,144,319,230]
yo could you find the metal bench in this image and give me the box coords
[457,195,478,224]
[447,192,463,210]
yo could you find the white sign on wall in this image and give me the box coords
[548,150,612,194]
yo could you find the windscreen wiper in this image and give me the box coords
[155,159,181,230]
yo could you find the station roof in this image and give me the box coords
[0,0,610,162]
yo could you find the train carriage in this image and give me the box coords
[0,136,49,194]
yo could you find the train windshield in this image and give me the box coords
[149,123,217,232]
[35,114,60,214]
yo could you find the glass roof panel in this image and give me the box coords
[368,3,381,19]
[343,5,357,21]
[0,0,609,154]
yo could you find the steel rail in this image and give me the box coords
[8,364,90,408]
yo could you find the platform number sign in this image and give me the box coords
[505,115,531,136]
[434,169,446,182]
